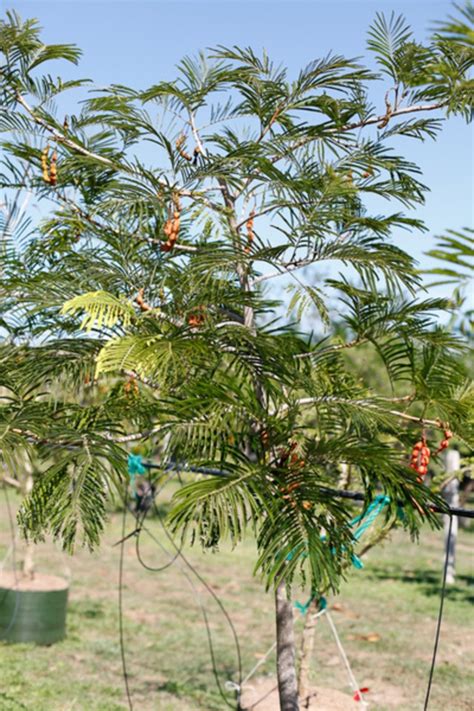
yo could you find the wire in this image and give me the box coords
[134,473,184,573]
[116,474,243,710]
[140,462,474,519]
[139,499,242,709]
[423,514,453,711]
[118,490,134,711]
[325,610,368,709]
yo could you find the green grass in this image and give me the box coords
[0,492,472,710]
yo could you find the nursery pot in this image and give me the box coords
[0,571,69,645]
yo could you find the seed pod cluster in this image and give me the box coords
[244,210,256,254]
[49,150,58,186]
[41,145,57,185]
[187,305,206,327]
[176,135,192,162]
[134,288,152,312]
[435,428,453,455]
[161,195,181,252]
[41,146,50,183]
[124,376,139,397]
[409,437,430,479]
[278,442,309,508]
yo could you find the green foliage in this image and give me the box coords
[62,290,136,332]
[0,6,472,591]
[423,227,474,338]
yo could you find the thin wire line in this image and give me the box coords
[134,473,184,572]
[325,610,368,709]
[241,641,277,687]
[423,514,453,711]
[117,478,242,710]
[118,491,134,711]
[129,470,243,696]
[132,508,237,709]
[139,462,474,519]
[142,501,241,709]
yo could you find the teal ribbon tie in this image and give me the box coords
[348,494,390,568]
[294,593,327,616]
[350,494,390,542]
[127,453,146,491]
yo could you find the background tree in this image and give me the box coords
[0,6,473,709]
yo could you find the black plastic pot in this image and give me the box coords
[0,573,68,645]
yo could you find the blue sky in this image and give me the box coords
[4,0,473,303]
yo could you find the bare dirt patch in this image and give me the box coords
[240,677,361,711]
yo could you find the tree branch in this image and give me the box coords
[275,396,445,429]
[269,100,447,165]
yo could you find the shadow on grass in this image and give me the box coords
[0,691,28,710]
[134,674,237,710]
[365,568,474,603]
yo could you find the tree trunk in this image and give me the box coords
[297,598,319,708]
[276,581,300,711]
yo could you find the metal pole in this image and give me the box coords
[443,449,461,585]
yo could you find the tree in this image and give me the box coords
[0,6,473,709]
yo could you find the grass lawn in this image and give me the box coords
[0,488,472,711]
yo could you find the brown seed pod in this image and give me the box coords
[180,149,192,161]
[135,288,152,312]
[124,376,139,397]
[171,217,180,235]
[409,435,431,477]
[175,135,192,161]
[245,209,256,254]
[41,146,51,183]
[188,306,206,327]
[435,428,453,455]
[49,150,58,186]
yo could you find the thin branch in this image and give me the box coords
[295,337,368,360]
[251,257,315,286]
[0,475,21,489]
[189,110,207,159]
[269,100,447,165]
[275,396,445,429]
